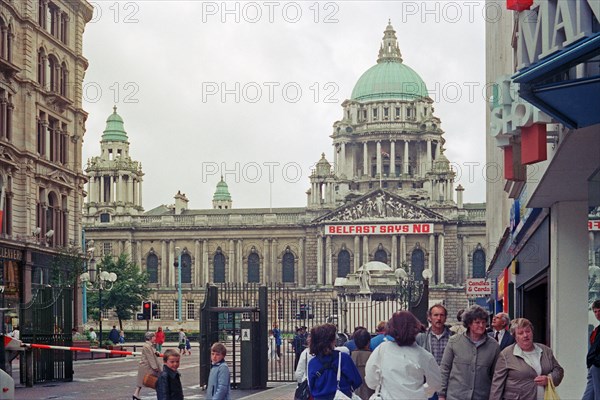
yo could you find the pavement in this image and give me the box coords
[237,382,298,400]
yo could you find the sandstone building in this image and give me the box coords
[82,22,487,329]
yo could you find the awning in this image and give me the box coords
[513,33,600,129]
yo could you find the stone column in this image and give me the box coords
[426,140,432,172]
[169,241,176,287]
[363,236,369,265]
[317,235,323,285]
[400,235,406,265]
[326,236,332,285]
[340,143,346,177]
[463,237,469,281]
[376,141,382,177]
[428,235,435,284]
[263,239,270,283]
[353,236,360,273]
[160,240,168,286]
[404,140,409,175]
[391,235,398,269]
[298,238,305,286]
[237,240,243,283]
[194,240,201,286]
[271,239,278,282]
[99,175,105,203]
[138,179,143,208]
[363,142,369,176]
[439,234,445,284]
[390,141,396,176]
[229,239,235,282]
[203,239,209,284]
[136,241,142,272]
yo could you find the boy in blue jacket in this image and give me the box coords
[206,342,230,400]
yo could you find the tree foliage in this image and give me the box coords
[87,254,151,330]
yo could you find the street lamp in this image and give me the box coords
[82,238,94,323]
[80,266,117,344]
[174,247,182,323]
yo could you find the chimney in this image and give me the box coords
[174,191,189,215]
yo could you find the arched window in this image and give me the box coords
[411,248,425,281]
[146,253,158,283]
[472,246,486,278]
[374,244,387,264]
[282,247,295,283]
[337,249,350,278]
[213,248,225,283]
[37,48,46,86]
[248,248,260,283]
[60,62,68,97]
[48,55,59,92]
[46,192,58,247]
[180,252,191,284]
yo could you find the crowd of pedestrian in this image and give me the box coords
[291,304,566,400]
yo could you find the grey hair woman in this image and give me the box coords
[490,318,564,400]
[439,305,500,400]
[133,331,161,400]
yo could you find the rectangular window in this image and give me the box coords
[372,108,378,118]
[153,300,161,320]
[384,107,389,118]
[101,308,110,320]
[186,300,195,320]
[37,112,46,155]
[103,242,112,256]
[174,300,180,320]
[395,107,401,118]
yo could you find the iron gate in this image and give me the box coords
[200,281,428,383]
[19,286,74,384]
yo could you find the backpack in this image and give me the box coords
[308,351,338,395]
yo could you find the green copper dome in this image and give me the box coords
[101,106,128,142]
[351,22,429,102]
[213,177,231,201]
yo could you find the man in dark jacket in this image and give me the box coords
[108,325,120,345]
[293,326,307,369]
[583,299,600,400]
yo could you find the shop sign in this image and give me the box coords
[325,223,433,235]
[0,246,23,261]
[590,220,600,231]
[466,278,492,296]
[517,0,599,70]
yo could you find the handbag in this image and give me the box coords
[544,375,560,400]
[294,379,310,400]
[333,351,361,400]
[143,372,158,389]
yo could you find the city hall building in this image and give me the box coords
[82,22,487,329]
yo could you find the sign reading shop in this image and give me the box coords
[325,223,433,235]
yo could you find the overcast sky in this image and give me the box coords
[81,1,494,211]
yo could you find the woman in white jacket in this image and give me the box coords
[365,311,442,400]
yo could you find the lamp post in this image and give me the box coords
[82,237,94,324]
[174,247,182,323]
[80,266,117,344]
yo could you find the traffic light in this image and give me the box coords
[152,303,158,319]
[142,301,152,320]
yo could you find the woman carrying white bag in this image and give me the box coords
[365,311,442,400]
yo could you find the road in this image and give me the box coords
[11,352,293,400]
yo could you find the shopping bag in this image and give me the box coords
[544,376,560,400]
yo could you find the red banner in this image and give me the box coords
[325,223,433,235]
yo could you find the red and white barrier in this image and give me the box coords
[3,334,146,356]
